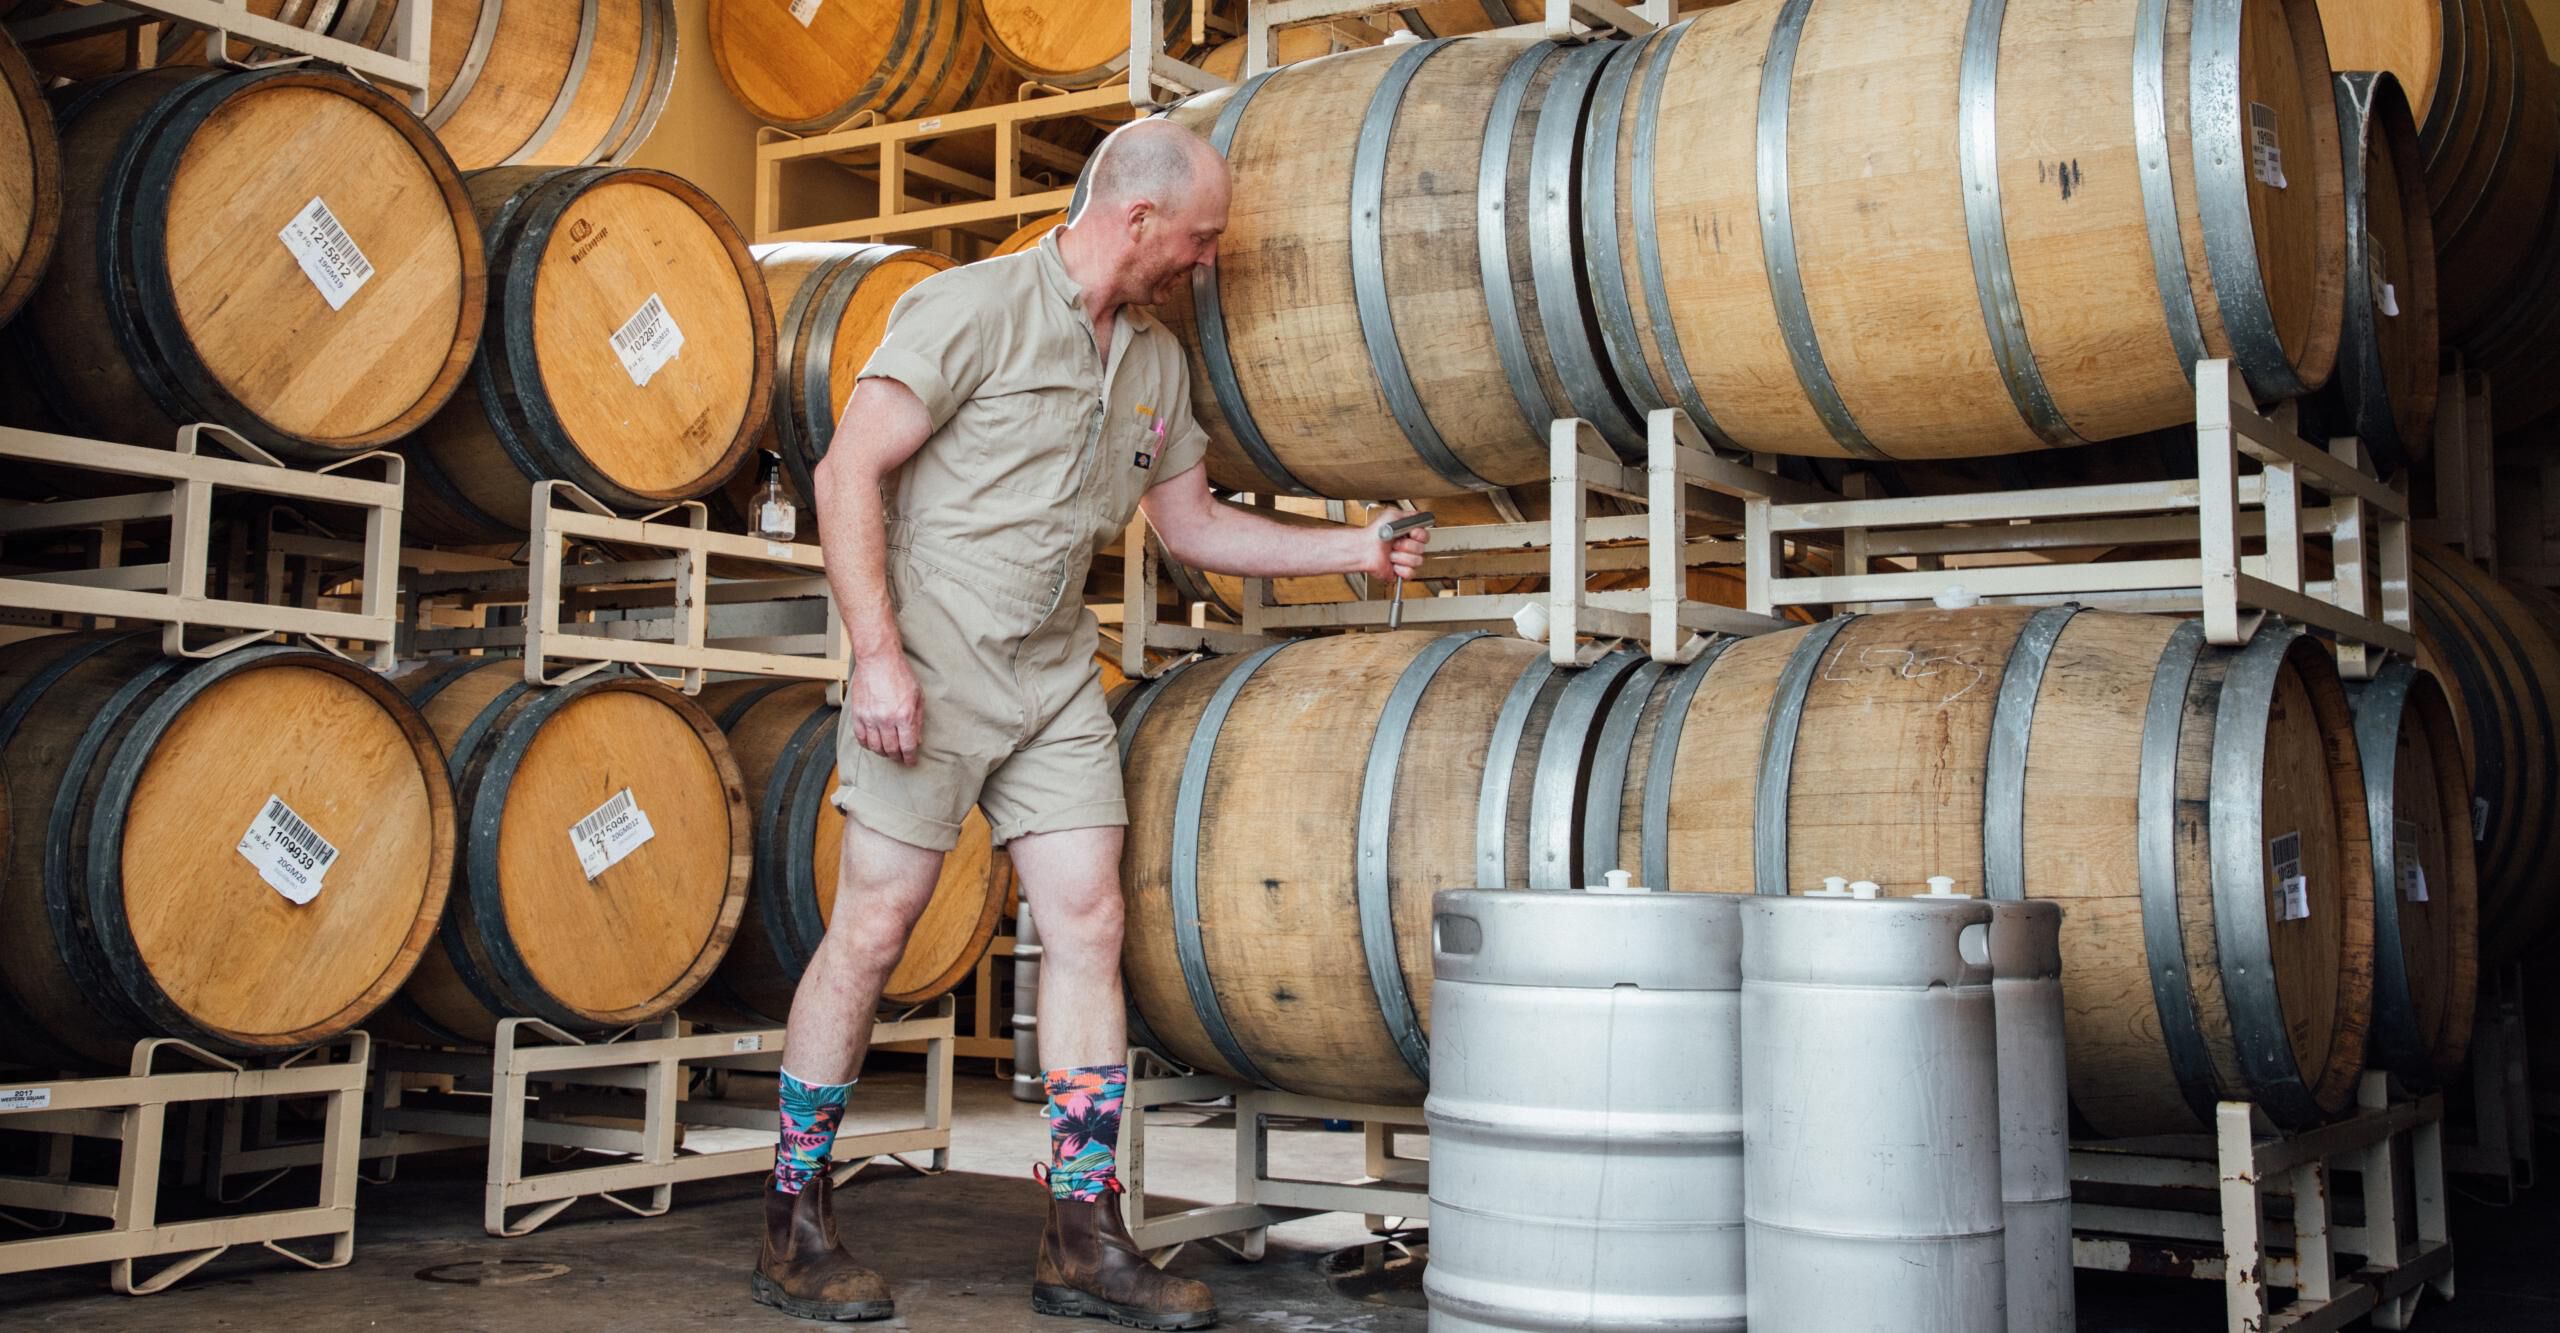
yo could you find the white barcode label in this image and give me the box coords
[732,1034,765,1053]
[0,1087,51,1113]
[2280,874,2310,922]
[2473,797,2489,841]
[237,795,341,905]
[2249,102,2288,189]
[610,293,685,388]
[278,197,376,311]
[790,0,822,25]
[2367,229,2398,316]
[571,788,656,881]
[2269,830,2303,882]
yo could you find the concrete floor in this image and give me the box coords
[2,1067,2555,1331]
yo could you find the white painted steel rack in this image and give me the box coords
[0,424,407,670]
[1117,1048,1426,1260]
[402,480,852,695]
[2,0,432,111]
[0,1036,369,1296]
[193,1007,957,1240]
[2072,1072,2454,1333]
[1738,360,2418,681]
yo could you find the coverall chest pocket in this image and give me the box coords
[974,388,1085,500]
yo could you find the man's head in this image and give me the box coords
[1068,118,1231,306]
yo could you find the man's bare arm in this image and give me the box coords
[1139,462,1427,582]
[813,377,936,765]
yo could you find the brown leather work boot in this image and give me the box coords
[750,1173,896,1322]
[1031,1187,1219,1329]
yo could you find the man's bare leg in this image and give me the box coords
[753,816,944,1323]
[1007,825,1216,1329]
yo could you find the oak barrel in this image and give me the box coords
[403,165,775,544]
[755,241,955,507]
[2325,72,2440,473]
[1598,609,2374,1137]
[2454,156,2560,430]
[979,0,1222,89]
[388,658,748,1044]
[1161,37,1640,500]
[0,634,455,1069]
[1392,1,1543,37]
[0,27,58,328]
[2410,544,2560,959]
[16,65,483,460]
[2320,0,2560,340]
[331,0,681,170]
[1194,19,1386,82]
[2350,662,2479,1085]
[993,212,1066,257]
[1589,0,2346,462]
[707,0,1010,133]
[1118,631,1641,1104]
[688,680,1010,1024]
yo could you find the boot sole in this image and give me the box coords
[750,1270,896,1322]
[1031,1283,1218,1330]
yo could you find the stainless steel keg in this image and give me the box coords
[1741,894,2006,1333]
[1425,881,1746,1332]
[1986,899,2071,1333]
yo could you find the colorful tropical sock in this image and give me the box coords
[1043,1064,1128,1202]
[774,1068,855,1195]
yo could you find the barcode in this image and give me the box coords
[2269,831,2301,874]
[299,201,373,288]
[575,790,635,844]
[613,296,670,358]
[265,797,338,869]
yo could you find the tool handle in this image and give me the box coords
[1378,511,1438,540]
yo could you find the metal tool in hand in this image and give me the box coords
[1379,511,1437,630]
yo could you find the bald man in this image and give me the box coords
[753,119,1431,1327]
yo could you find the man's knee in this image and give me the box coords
[1034,877,1125,959]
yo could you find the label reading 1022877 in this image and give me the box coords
[610,292,686,388]
[571,788,657,881]
[237,795,342,906]
[278,197,377,312]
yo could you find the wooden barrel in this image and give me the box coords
[15,65,483,460]
[2456,157,2560,430]
[389,658,748,1043]
[1598,608,2374,1137]
[2325,72,2440,474]
[687,680,1010,1024]
[1589,1,2346,462]
[2322,0,2560,341]
[755,241,955,507]
[0,634,455,1069]
[2409,544,2560,958]
[1119,631,1642,1104]
[993,212,1066,257]
[1194,18,1388,82]
[330,0,681,170]
[708,0,1011,133]
[0,28,58,328]
[1160,37,1638,500]
[1392,1,1542,36]
[2350,662,2479,1085]
[403,166,774,545]
[979,0,1222,89]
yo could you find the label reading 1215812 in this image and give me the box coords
[237,795,341,906]
[278,197,376,311]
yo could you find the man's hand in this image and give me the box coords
[1361,509,1431,584]
[849,653,924,765]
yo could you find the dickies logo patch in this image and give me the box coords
[1133,404,1165,470]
